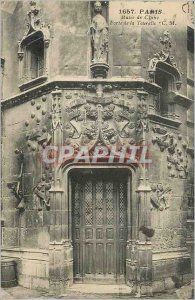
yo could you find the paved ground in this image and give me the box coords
[0,285,181,300]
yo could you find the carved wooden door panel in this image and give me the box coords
[72,171,127,283]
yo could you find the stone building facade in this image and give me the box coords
[1,1,194,297]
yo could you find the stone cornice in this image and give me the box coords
[171,91,194,108]
[148,113,181,128]
[1,78,161,110]
[18,75,48,91]
[153,248,190,260]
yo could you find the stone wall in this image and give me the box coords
[2,2,190,97]
[2,95,51,250]
[152,252,192,292]
[2,81,193,293]
[1,0,193,296]
[2,248,49,291]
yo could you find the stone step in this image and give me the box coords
[65,284,132,295]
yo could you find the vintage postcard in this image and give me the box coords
[1,0,194,299]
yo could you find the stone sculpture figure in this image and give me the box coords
[90,1,108,63]
[33,175,51,211]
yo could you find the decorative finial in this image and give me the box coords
[94,1,102,13]
[29,1,39,16]
[26,1,41,31]
[160,31,172,52]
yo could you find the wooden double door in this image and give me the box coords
[71,170,128,283]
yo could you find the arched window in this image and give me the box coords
[17,2,50,90]
[148,31,182,119]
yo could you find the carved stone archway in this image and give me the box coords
[48,163,140,293]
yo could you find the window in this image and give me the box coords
[17,1,50,90]
[152,61,180,119]
[148,31,182,120]
[155,67,175,117]
[25,37,44,80]
[18,30,49,90]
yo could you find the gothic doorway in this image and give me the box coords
[70,169,128,283]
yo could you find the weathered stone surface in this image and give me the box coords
[1,1,193,296]
[140,267,153,282]
[176,283,193,299]
[152,280,165,293]
[3,211,16,228]
[140,283,153,296]
[121,66,142,77]
[31,277,49,291]
[182,273,192,285]
[113,35,141,66]
[164,277,175,290]
[109,2,123,35]
[3,228,19,247]
[59,36,88,76]
[112,66,122,77]
[177,258,192,275]
[138,250,152,267]
[153,261,166,280]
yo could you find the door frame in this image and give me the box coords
[61,164,138,285]
[70,169,128,282]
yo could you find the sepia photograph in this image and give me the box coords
[0,0,194,299]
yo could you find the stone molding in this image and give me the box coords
[148,31,181,86]
[1,247,49,262]
[148,113,181,128]
[170,92,194,109]
[19,75,48,92]
[153,249,191,261]
[1,79,161,110]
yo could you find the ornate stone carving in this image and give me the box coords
[136,89,149,135]
[51,88,63,130]
[25,1,51,35]
[63,92,136,148]
[18,1,51,86]
[150,183,172,210]
[167,141,188,179]
[25,97,52,152]
[152,131,188,178]
[152,132,176,152]
[26,129,52,151]
[17,41,24,61]
[91,1,108,64]
[18,1,51,47]
[33,174,51,211]
[90,1,109,78]
[148,31,181,85]
[152,125,167,135]
[172,137,188,177]
[7,150,25,211]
